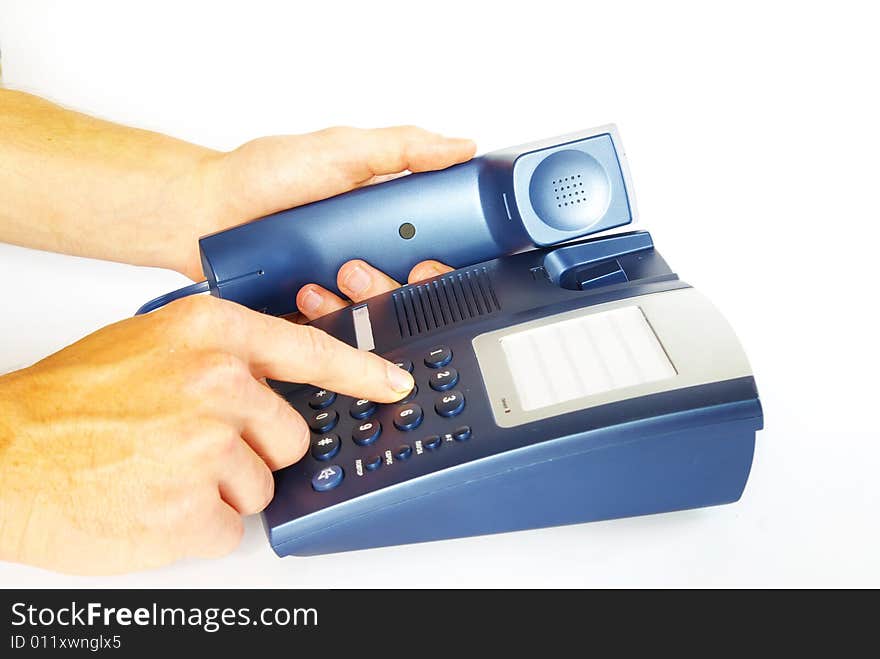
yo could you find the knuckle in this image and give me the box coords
[297,325,334,364]
[319,125,357,142]
[256,466,275,511]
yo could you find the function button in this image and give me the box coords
[429,367,459,391]
[393,403,424,431]
[308,408,339,433]
[394,444,413,461]
[393,359,414,373]
[423,345,453,368]
[308,388,337,410]
[364,454,383,471]
[311,434,341,461]
[352,419,382,446]
[350,398,377,420]
[453,425,472,442]
[311,465,344,492]
[435,391,465,418]
[423,434,442,451]
[399,384,419,404]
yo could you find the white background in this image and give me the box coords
[0,0,877,587]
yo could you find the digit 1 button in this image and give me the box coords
[423,345,452,368]
[393,403,424,431]
[352,420,382,446]
[429,367,459,391]
[435,390,465,417]
[311,434,341,461]
[308,408,339,433]
[350,398,377,420]
[312,465,344,492]
[308,388,337,410]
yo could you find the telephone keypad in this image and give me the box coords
[300,346,472,490]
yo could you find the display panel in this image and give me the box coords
[498,305,676,411]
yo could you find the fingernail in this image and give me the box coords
[386,363,415,394]
[343,264,371,295]
[300,288,322,314]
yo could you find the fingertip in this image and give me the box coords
[296,284,348,320]
[409,260,454,283]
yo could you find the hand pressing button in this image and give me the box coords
[393,403,424,431]
[435,391,465,417]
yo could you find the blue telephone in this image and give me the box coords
[144,125,762,555]
[197,125,635,315]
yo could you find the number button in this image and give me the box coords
[423,345,452,368]
[393,403,424,431]
[429,367,459,391]
[435,391,465,417]
[350,398,377,420]
[393,359,414,373]
[311,434,341,461]
[352,420,382,446]
[308,409,339,433]
[308,388,337,410]
[311,465,344,492]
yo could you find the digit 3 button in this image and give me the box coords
[435,390,465,417]
[393,403,424,431]
[423,345,452,368]
[311,465,344,492]
[429,367,459,391]
[352,419,382,446]
[311,433,341,460]
[308,408,339,433]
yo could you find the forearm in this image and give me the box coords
[0,89,224,279]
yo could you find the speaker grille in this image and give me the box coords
[553,174,587,207]
[392,267,500,338]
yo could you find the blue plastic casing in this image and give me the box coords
[263,232,763,556]
[199,126,635,315]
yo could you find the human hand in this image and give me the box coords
[188,126,475,281]
[0,296,415,575]
[296,258,454,321]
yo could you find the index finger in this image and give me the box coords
[210,298,414,403]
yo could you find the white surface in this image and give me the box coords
[500,305,676,411]
[0,0,878,587]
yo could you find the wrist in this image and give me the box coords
[0,371,33,565]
